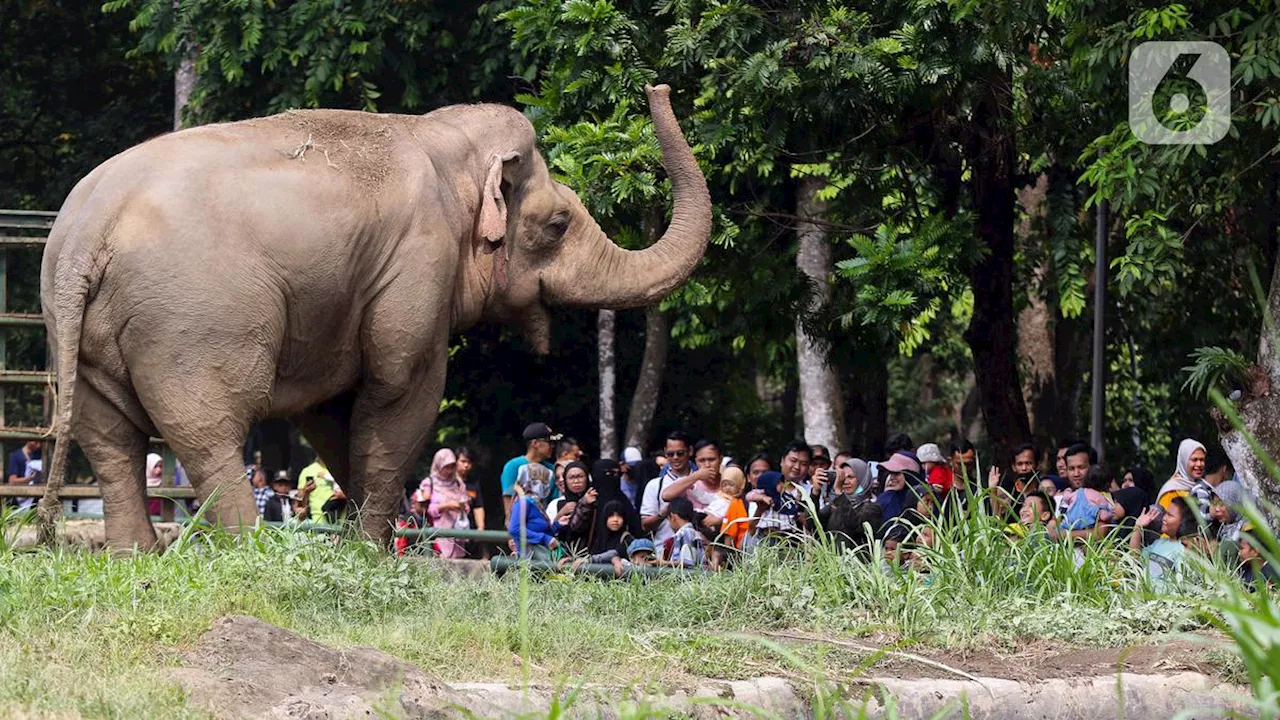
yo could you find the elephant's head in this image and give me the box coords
[446,84,711,352]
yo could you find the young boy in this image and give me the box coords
[262,470,299,523]
[627,538,656,567]
[1007,491,1057,541]
[916,443,954,497]
[665,497,704,568]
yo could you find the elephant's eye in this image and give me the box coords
[547,213,570,239]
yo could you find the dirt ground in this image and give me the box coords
[867,635,1228,681]
[172,616,1244,719]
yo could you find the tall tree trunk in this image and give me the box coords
[174,43,196,131]
[624,305,669,452]
[794,175,847,452]
[1016,175,1056,447]
[963,70,1032,466]
[1217,242,1280,513]
[598,309,618,459]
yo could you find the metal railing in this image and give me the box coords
[0,210,178,504]
[0,211,56,436]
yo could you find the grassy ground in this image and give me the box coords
[4,500,1268,719]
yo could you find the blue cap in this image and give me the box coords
[627,538,655,556]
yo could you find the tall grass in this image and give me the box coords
[0,476,1268,717]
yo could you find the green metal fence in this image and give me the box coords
[0,210,57,454]
[0,210,179,507]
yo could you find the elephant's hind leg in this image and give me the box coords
[76,382,155,553]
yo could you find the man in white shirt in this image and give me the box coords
[660,439,723,526]
[641,431,694,551]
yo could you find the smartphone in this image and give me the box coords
[824,469,838,483]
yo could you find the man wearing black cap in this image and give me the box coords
[500,422,561,522]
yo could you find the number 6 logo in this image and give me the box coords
[1129,41,1231,145]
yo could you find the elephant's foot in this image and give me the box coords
[104,519,161,556]
[358,510,397,548]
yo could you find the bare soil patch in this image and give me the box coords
[172,616,1245,719]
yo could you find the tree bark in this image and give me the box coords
[1016,175,1056,443]
[963,69,1032,466]
[1217,245,1280,513]
[598,309,618,459]
[174,44,196,131]
[794,175,847,452]
[624,305,669,452]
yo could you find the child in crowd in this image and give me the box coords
[1130,496,1195,589]
[628,538,656,567]
[565,500,632,576]
[707,466,750,551]
[666,497,704,568]
[1006,491,1057,541]
[917,443,954,497]
[1057,465,1118,533]
[1038,478,1058,503]
[1237,523,1278,590]
[508,462,560,561]
[1208,480,1248,543]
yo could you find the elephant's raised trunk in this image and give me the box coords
[547,84,712,309]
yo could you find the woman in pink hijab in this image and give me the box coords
[419,448,471,558]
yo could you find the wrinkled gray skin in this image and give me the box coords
[40,84,710,552]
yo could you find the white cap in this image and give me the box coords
[916,443,947,464]
[622,446,643,465]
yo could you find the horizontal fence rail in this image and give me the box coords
[0,210,57,231]
[0,485,198,499]
[0,313,45,327]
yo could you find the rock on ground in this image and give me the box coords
[172,616,1254,719]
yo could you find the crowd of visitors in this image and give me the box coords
[395,422,1277,587]
[6,416,1273,591]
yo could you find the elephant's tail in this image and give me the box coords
[37,221,104,542]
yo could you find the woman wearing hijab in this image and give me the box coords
[818,458,881,550]
[1156,439,1207,510]
[876,454,919,540]
[145,453,164,517]
[420,448,471,558]
[557,461,598,553]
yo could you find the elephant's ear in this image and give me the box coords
[478,151,521,253]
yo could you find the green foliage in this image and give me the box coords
[103,0,517,122]
[835,216,968,355]
[1182,346,1252,398]
[1103,339,1174,471]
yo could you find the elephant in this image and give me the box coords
[39,84,710,552]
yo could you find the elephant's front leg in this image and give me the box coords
[347,351,447,546]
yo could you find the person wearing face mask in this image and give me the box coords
[508,461,560,561]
